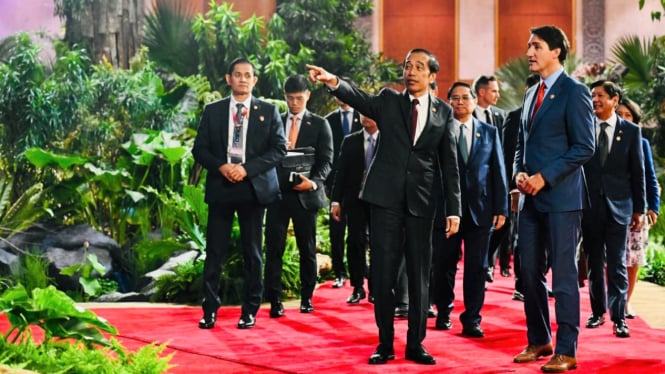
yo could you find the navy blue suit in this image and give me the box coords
[325,108,362,280]
[192,96,286,318]
[582,115,645,322]
[432,118,508,327]
[514,71,595,357]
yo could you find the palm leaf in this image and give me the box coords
[610,35,654,92]
[143,0,199,76]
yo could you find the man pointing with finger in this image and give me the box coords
[307,48,461,366]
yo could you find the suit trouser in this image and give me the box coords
[370,204,433,350]
[433,210,491,326]
[264,193,318,302]
[345,200,369,290]
[202,201,265,316]
[329,214,348,279]
[519,197,581,357]
[582,200,629,322]
[488,217,511,271]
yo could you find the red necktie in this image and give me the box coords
[411,99,419,141]
[531,83,546,122]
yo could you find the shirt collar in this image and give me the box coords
[596,113,618,129]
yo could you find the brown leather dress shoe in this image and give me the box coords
[541,354,577,372]
[513,343,554,363]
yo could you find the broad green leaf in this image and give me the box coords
[24,147,88,168]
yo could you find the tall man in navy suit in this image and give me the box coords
[193,57,286,330]
[307,48,462,366]
[325,98,362,289]
[432,82,508,338]
[264,74,333,317]
[330,114,378,304]
[511,26,595,373]
[582,80,645,338]
[473,75,511,281]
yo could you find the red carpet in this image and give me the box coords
[3,271,665,373]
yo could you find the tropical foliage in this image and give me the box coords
[0,284,172,372]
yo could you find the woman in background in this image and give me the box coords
[616,97,660,318]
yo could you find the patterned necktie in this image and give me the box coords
[342,111,350,135]
[484,109,492,125]
[459,123,468,163]
[230,103,245,163]
[411,99,419,142]
[531,82,546,122]
[365,135,375,171]
[598,122,609,166]
[288,115,299,149]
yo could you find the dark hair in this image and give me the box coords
[526,74,540,88]
[472,75,498,94]
[447,81,475,100]
[404,48,440,74]
[618,97,643,124]
[284,74,310,93]
[430,81,438,90]
[589,79,623,99]
[227,57,256,76]
[530,25,570,63]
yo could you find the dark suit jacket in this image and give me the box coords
[514,72,595,213]
[502,108,521,190]
[459,118,508,226]
[281,111,334,210]
[325,108,362,191]
[331,130,368,207]
[583,115,646,225]
[474,106,507,142]
[192,97,286,205]
[333,80,462,219]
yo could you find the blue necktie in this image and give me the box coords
[342,111,350,135]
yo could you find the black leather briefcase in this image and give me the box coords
[279,147,316,188]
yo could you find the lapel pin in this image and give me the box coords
[306,121,312,126]
[549,94,555,100]
[253,105,258,110]
[432,107,437,113]
[616,136,621,141]
[259,115,265,122]
[475,132,481,138]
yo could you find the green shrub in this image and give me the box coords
[151,258,204,305]
[0,284,173,373]
[643,240,665,286]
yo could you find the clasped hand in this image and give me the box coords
[515,172,545,196]
[220,163,247,183]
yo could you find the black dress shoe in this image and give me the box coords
[486,267,494,283]
[300,299,314,313]
[613,319,630,338]
[512,290,525,302]
[586,313,605,328]
[368,346,395,365]
[237,313,255,329]
[427,304,437,318]
[626,312,636,319]
[435,315,452,330]
[547,287,554,297]
[198,312,216,329]
[346,288,366,304]
[405,345,436,365]
[501,268,511,277]
[269,301,284,318]
[394,305,408,319]
[461,323,485,338]
[332,276,346,288]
